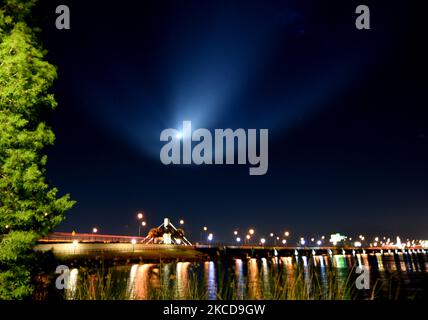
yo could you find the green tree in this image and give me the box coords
[0,0,75,299]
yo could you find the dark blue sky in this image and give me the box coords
[37,0,427,241]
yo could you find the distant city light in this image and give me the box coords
[92,227,98,233]
[270,233,274,237]
[260,238,266,244]
[317,240,322,246]
[131,239,137,245]
[141,221,146,226]
[203,226,208,231]
[234,230,238,235]
[282,239,286,244]
[208,233,213,241]
[284,231,290,237]
[249,229,255,235]
[236,237,241,243]
[179,219,184,225]
[137,213,143,219]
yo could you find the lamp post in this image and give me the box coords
[137,212,144,236]
[201,226,208,244]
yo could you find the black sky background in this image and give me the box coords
[32,0,427,242]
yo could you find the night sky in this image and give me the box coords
[34,0,427,241]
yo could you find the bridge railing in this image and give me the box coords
[39,232,147,243]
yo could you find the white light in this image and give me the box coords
[208,233,213,241]
[176,132,183,139]
[131,239,137,245]
[236,237,241,243]
[354,241,362,247]
[260,238,266,244]
[282,239,286,244]
[72,240,78,247]
[316,240,322,246]
[92,227,98,233]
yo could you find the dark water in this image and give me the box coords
[52,251,428,300]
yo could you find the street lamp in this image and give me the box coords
[208,233,213,246]
[245,234,251,244]
[139,220,147,237]
[179,219,184,225]
[236,237,241,243]
[233,230,238,236]
[137,212,143,220]
[284,231,290,237]
[201,226,208,244]
[260,238,266,245]
[92,227,98,233]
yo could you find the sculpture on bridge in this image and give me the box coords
[144,218,192,245]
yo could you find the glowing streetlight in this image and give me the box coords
[179,219,184,225]
[208,233,213,243]
[284,231,290,237]
[316,240,322,246]
[282,239,286,245]
[142,221,146,226]
[260,238,266,245]
[270,233,274,237]
[203,226,208,231]
[137,213,143,220]
[249,229,255,235]
[92,227,98,233]
[234,230,238,235]
[236,237,241,243]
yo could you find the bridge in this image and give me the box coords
[35,232,426,262]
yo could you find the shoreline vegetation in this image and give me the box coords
[32,257,402,301]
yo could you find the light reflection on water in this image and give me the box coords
[65,252,428,300]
